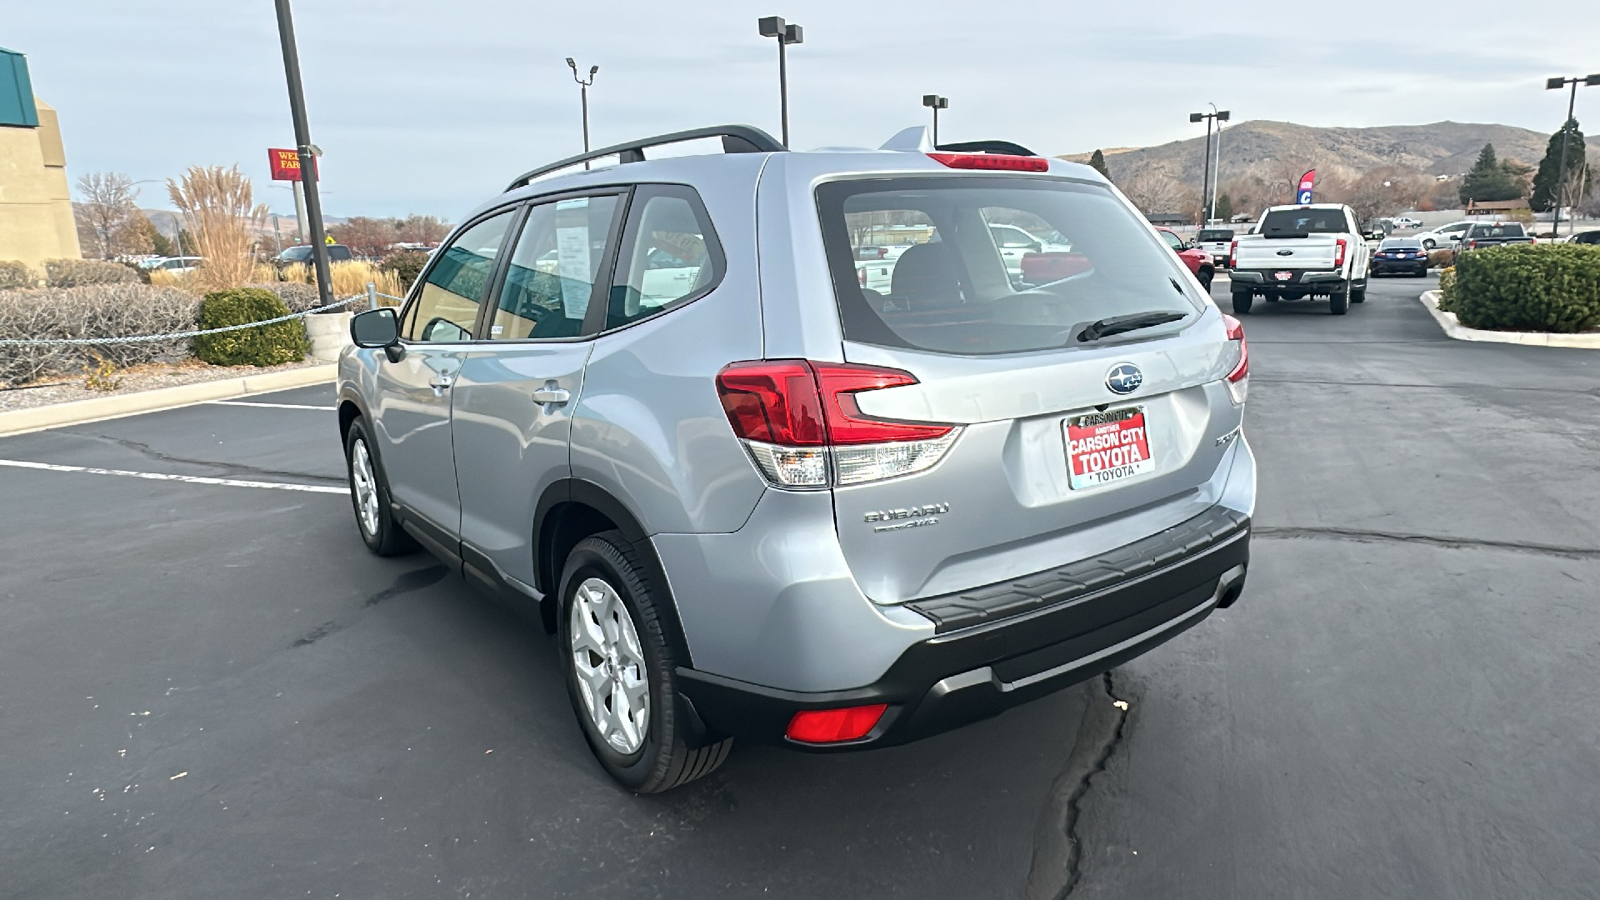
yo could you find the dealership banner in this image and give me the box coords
[1297,170,1316,204]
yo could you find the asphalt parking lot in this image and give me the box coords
[3,274,1598,899]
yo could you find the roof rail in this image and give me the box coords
[934,139,1037,157]
[506,125,785,191]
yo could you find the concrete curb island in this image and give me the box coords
[0,364,337,438]
[1419,291,1600,349]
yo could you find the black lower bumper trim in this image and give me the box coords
[676,511,1250,752]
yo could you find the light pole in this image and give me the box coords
[758,16,803,147]
[1190,107,1230,224]
[567,58,598,167]
[922,95,948,146]
[273,0,333,308]
[1545,74,1600,237]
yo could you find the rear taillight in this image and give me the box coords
[1334,238,1347,268]
[927,152,1049,172]
[786,704,888,744]
[1222,314,1248,406]
[858,266,867,286]
[1228,240,1238,268]
[716,361,961,488]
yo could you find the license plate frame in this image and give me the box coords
[1274,270,1294,281]
[1063,406,1155,491]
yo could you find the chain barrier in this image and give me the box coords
[0,293,366,347]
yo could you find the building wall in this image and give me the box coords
[0,97,81,271]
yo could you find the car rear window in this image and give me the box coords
[1198,229,1234,241]
[1259,209,1348,236]
[1470,223,1525,237]
[816,177,1200,356]
[1379,239,1422,249]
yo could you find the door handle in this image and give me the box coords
[532,381,570,406]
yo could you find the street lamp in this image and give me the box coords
[1190,107,1230,224]
[1545,74,1600,237]
[567,58,598,166]
[758,16,803,147]
[922,94,949,146]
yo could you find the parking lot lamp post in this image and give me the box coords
[567,58,598,167]
[922,95,949,146]
[758,17,803,147]
[272,0,333,308]
[1545,74,1600,237]
[1191,107,1230,224]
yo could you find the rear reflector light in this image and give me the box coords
[927,152,1049,172]
[1334,238,1347,268]
[786,704,888,744]
[716,360,960,488]
[1222,314,1249,405]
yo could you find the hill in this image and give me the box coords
[1064,120,1600,186]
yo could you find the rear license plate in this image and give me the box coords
[1064,407,1154,490]
[1274,270,1294,281]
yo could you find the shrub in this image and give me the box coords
[0,260,37,289]
[1436,267,1456,311]
[191,288,309,367]
[244,281,321,313]
[1450,244,1600,333]
[44,258,139,288]
[379,250,428,295]
[0,284,198,385]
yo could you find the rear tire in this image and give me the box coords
[1330,284,1350,315]
[1197,268,1214,292]
[559,531,732,794]
[1422,238,1436,250]
[1231,291,1253,314]
[344,418,417,557]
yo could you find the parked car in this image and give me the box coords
[1568,229,1600,245]
[338,124,1253,792]
[1155,227,1217,291]
[853,243,911,292]
[1196,228,1235,268]
[988,222,1072,279]
[1458,222,1535,251]
[272,243,354,267]
[1369,237,1429,277]
[1228,203,1371,315]
[137,256,205,275]
[1413,221,1474,250]
[1390,216,1422,230]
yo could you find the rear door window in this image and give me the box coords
[489,195,622,340]
[817,177,1200,356]
[403,210,513,342]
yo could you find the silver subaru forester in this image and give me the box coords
[338,125,1255,793]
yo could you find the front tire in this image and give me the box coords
[1422,239,1436,250]
[1231,290,1253,315]
[559,532,732,793]
[344,418,416,556]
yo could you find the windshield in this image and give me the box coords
[279,246,312,261]
[817,177,1200,356]
[1259,209,1348,236]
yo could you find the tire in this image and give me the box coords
[1351,278,1367,304]
[1415,266,1430,278]
[344,417,417,556]
[559,531,732,793]
[1231,290,1253,315]
[1422,239,1436,250]
[1197,268,1214,292]
[1330,284,1350,315]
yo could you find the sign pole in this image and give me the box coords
[273,0,333,307]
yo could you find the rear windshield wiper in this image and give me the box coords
[1076,310,1188,343]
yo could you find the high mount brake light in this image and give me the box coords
[927,152,1049,172]
[1222,314,1249,405]
[715,361,960,488]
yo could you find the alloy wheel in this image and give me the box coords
[350,439,381,538]
[570,577,651,755]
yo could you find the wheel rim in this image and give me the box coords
[350,439,381,538]
[569,577,650,755]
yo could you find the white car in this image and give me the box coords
[988,223,1071,278]
[1413,221,1474,250]
[137,256,204,275]
[1390,216,1422,229]
[853,244,911,293]
[1229,203,1372,315]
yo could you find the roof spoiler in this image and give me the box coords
[878,126,1036,157]
[506,124,785,191]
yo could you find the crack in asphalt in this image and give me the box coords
[1027,672,1131,900]
[1255,526,1600,560]
[62,430,345,484]
[290,565,451,648]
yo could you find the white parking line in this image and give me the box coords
[208,400,335,411]
[0,459,348,495]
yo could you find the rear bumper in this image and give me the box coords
[676,507,1250,751]
[1370,258,1428,274]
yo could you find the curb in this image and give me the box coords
[1419,292,1600,349]
[0,364,337,438]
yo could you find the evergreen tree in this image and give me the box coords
[1214,194,1234,222]
[1530,118,1587,213]
[1459,143,1524,205]
[1089,149,1110,179]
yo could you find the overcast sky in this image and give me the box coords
[9,0,1599,219]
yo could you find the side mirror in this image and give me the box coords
[1028,242,1042,253]
[351,307,404,362]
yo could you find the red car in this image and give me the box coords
[1156,227,1215,292]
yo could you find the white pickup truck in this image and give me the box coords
[1228,203,1371,316]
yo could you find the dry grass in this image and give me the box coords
[278,260,402,301]
[167,165,269,293]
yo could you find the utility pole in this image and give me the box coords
[567,58,598,168]
[1545,74,1599,237]
[923,94,949,146]
[273,0,333,307]
[758,17,804,147]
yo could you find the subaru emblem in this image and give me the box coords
[1105,363,1143,395]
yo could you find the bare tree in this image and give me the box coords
[329,216,398,258]
[394,215,450,246]
[74,172,141,259]
[1119,174,1191,217]
[168,165,270,292]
